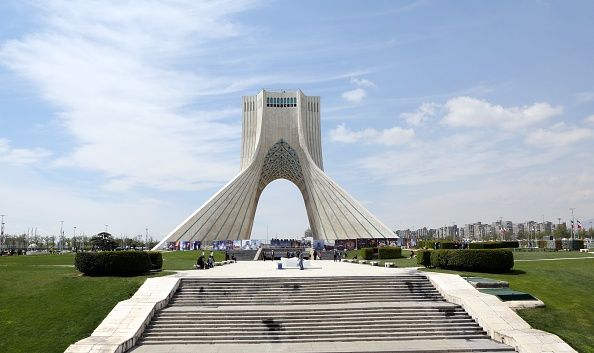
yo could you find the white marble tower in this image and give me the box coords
[154,89,395,248]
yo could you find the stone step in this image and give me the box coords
[152,317,473,326]
[137,333,492,345]
[155,307,466,316]
[146,322,482,332]
[168,298,445,305]
[176,287,439,293]
[173,292,441,298]
[178,281,434,288]
[141,327,487,337]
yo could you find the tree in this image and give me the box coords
[304,228,313,238]
[90,232,118,251]
[554,226,570,239]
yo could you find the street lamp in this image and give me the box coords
[73,226,77,252]
[0,214,5,252]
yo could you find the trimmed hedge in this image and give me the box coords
[378,246,401,259]
[416,249,431,267]
[358,247,375,260]
[427,249,514,273]
[469,241,519,249]
[147,251,163,270]
[74,251,152,276]
[417,240,457,249]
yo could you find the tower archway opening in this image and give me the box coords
[251,179,310,241]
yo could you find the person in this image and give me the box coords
[231,254,237,263]
[225,251,230,261]
[313,249,318,260]
[208,252,214,268]
[298,250,304,270]
[271,249,275,261]
[333,249,337,262]
[196,254,205,269]
[409,250,415,259]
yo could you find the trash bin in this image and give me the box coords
[277,262,283,270]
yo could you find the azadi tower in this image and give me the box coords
[154,89,395,248]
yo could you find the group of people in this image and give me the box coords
[195,251,237,269]
[195,251,215,269]
[332,248,344,262]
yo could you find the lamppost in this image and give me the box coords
[1,214,5,252]
[569,208,575,240]
[145,228,148,250]
[73,226,77,252]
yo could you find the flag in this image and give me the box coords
[577,220,583,229]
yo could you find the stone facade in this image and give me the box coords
[153,89,395,247]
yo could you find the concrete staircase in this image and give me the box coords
[137,276,514,351]
[227,250,258,261]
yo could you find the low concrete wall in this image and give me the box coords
[65,276,180,353]
[423,272,576,353]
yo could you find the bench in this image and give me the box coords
[358,260,368,264]
[384,262,396,268]
[579,249,590,253]
[370,261,379,266]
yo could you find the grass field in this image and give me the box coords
[423,253,594,353]
[0,253,166,353]
[161,250,226,270]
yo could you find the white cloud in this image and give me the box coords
[350,77,375,87]
[585,114,594,126]
[576,91,594,103]
[0,139,51,165]
[525,123,594,148]
[329,124,414,146]
[441,96,562,130]
[342,88,367,103]
[0,1,255,191]
[401,102,439,126]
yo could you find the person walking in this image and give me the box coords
[298,250,304,270]
[333,249,337,262]
[208,252,214,268]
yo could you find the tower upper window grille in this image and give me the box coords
[266,96,297,108]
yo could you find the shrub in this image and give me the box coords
[429,249,514,273]
[147,251,163,270]
[378,246,401,259]
[416,249,431,267]
[358,247,376,260]
[75,251,152,276]
[570,240,584,250]
[417,240,457,249]
[430,249,450,268]
[469,241,519,249]
[438,241,456,249]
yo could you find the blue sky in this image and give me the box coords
[1,0,593,239]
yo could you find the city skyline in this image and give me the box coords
[1,1,593,240]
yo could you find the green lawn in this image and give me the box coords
[162,250,226,270]
[512,250,593,260]
[0,253,165,353]
[423,255,594,353]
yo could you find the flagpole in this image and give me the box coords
[569,208,575,240]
